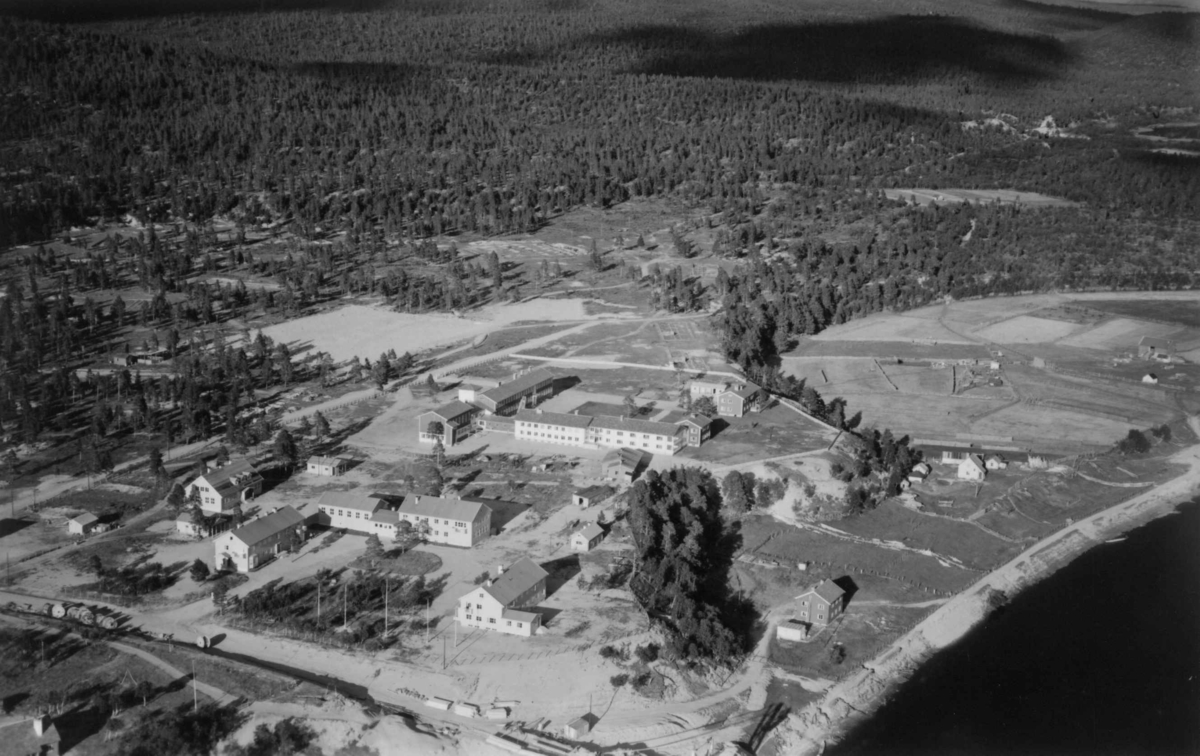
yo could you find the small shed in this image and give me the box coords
[452,703,479,718]
[563,716,592,739]
[176,511,203,538]
[67,513,100,536]
[572,485,615,508]
[570,522,605,553]
[984,454,1008,471]
[424,697,452,711]
[1142,373,1158,385]
[777,619,809,642]
[485,707,509,721]
[306,456,348,477]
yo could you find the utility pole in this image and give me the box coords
[425,600,431,643]
[192,660,198,712]
[317,581,321,623]
[343,584,347,631]
[384,576,389,637]
[442,636,446,670]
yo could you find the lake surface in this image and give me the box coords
[831,500,1200,756]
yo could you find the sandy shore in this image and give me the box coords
[777,425,1200,753]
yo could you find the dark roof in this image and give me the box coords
[425,400,478,422]
[574,485,614,500]
[479,368,556,405]
[318,490,390,513]
[514,409,593,429]
[483,557,549,606]
[371,509,401,525]
[399,495,491,522]
[590,415,682,437]
[574,523,604,541]
[204,459,261,487]
[679,415,714,428]
[722,382,761,399]
[801,579,845,604]
[603,447,645,469]
[229,506,305,546]
[308,455,346,466]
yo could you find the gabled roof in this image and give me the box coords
[478,368,556,405]
[318,490,391,513]
[574,484,614,500]
[691,378,729,389]
[201,459,262,493]
[514,409,593,429]
[574,523,604,541]
[371,509,400,525]
[801,579,845,604]
[603,447,645,469]
[308,455,346,466]
[425,400,478,422]
[399,495,491,523]
[961,454,986,471]
[70,513,99,526]
[590,415,682,437]
[679,415,714,429]
[483,557,549,607]
[722,382,761,399]
[229,506,305,547]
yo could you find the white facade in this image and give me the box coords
[515,417,590,447]
[588,424,683,455]
[397,496,491,548]
[307,457,347,476]
[214,507,306,573]
[777,620,809,641]
[958,456,986,481]
[457,558,547,637]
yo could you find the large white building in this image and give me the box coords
[457,557,549,637]
[214,506,306,573]
[185,459,263,514]
[396,495,492,548]
[512,409,693,456]
[316,490,400,533]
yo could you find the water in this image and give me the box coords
[831,500,1200,756]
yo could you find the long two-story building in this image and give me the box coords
[474,368,556,415]
[512,409,702,456]
[316,490,401,533]
[396,495,492,548]
[457,557,549,637]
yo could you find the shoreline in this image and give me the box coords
[778,427,1200,754]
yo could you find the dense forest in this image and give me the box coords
[1,1,1197,246]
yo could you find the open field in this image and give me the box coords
[681,405,837,466]
[831,501,1018,571]
[884,188,1080,207]
[261,300,588,363]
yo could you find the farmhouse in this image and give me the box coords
[572,485,614,508]
[777,619,809,642]
[316,490,398,532]
[418,400,479,446]
[958,455,987,481]
[215,506,307,573]
[67,513,99,536]
[306,456,348,476]
[570,522,605,552]
[185,459,263,514]
[457,557,549,637]
[474,367,556,415]
[603,447,646,483]
[1138,336,1174,361]
[798,580,847,626]
[716,381,763,418]
[396,495,492,548]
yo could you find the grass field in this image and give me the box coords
[831,501,1018,570]
[1082,299,1200,328]
[680,405,836,466]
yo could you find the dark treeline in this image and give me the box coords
[2,7,1197,247]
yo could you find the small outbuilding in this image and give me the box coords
[67,513,100,536]
[984,454,1008,471]
[1142,373,1158,385]
[563,716,593,739]
[572,485,615,508]
[777,619,810,642]
[306,456,349,476]
[570,522,605,553]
